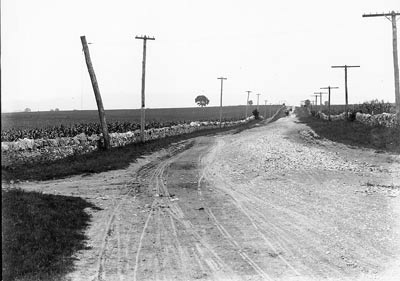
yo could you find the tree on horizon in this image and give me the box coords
[195,95,210,107]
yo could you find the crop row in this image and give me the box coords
[1,118,240,142]
[311,100,396,116]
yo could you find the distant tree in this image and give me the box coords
[248,100,253,105]
[55,108,60,112]
[195,95,210,107]
[304,99,311,107]
[24,108,31,112]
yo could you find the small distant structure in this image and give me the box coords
[24,108,31,112]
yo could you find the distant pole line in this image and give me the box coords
[217,77,227,128]
[321,86,339,121]
[331,65,360,118]
[245,90,251,118]
[135,35,155,142]
[80,36,110,149]
[363,11,400,114]
[311,94,319,109]
[256,94,261,111]
[314,92,328,106]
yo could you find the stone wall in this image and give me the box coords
[355,112,399,128]
[314,111,399,128]
[1,119,248,166]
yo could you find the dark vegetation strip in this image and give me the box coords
[2,188,100,281]
[2,120,261,182]
[297,115,400,154]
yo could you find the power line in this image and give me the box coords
[321,86,339,121]
[314,92,328,106]
[135,35,155,142]
[245,90,251,118]
[217,77,227,128]
[331,65,360,118]
[363,11,400,114]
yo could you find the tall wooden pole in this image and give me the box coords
[135,35,155,142]
[217,77,227,128]
[264,100,268,118]
[80,36,110,149]
[391,12,400,114]
[321,86,339,121]
[363,11,400,114]
[245,90,251,118]
[314,92,328,106]
[332,65,360,118]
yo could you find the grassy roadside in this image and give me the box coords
[297,115,400,154]
[2,188,100,281]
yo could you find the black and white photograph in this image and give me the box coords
[1,0,400,280]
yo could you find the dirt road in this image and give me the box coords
[16,113,400,280]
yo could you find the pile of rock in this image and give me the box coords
[355,112,399,128]
[314,111,399,128]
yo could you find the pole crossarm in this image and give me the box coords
[135,35,156,40]
[331,65,360,68]
[362,12,399,17]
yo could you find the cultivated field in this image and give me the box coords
[310,102,396,116]
[1,105,281,131]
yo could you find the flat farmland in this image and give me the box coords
[1,105,281,130]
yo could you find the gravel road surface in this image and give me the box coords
[13,112,400,281]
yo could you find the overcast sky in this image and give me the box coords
[1,0,399,112]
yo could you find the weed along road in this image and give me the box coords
[14,113,400,281]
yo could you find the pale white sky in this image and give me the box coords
[1,0,399,112]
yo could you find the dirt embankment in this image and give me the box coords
[6,112,400,281]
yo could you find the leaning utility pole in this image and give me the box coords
[135,35,155,142]
[256,94,261,111]
[80,36,110,149]
[363,11,400,114]
[217,77,227,128]
[321,86,339,121]
[331,65,360,117]
[314,92,328,106]
[245,90,251,118]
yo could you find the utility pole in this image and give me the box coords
[135,35,155,142]
[256,94,261,111]
[217,77,227,128]
[331,65,360,118]
[314,92,328,106]
[245,90,251,118]
[80,36,110,149]
[264,100,268,118]
[363,11,400,114]
[321,86,339,121]
[311,94,319,109]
